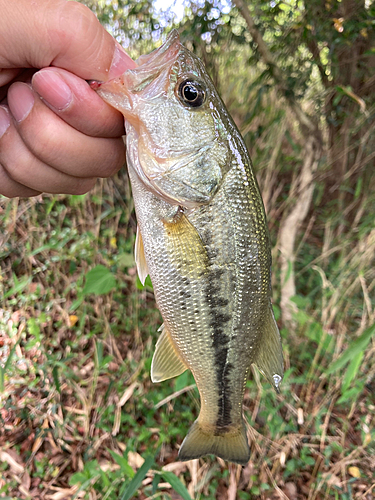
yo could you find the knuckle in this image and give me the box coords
[58,2,100,43]
[61,1,96,24]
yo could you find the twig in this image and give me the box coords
[154,384,196,409]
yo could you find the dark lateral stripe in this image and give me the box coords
[216,361,233,429]
[205,264,233,429]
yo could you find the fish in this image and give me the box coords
[93,30,283,465]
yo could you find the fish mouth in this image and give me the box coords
[136,30,181,71]
[124,30,181,95]
[93,31,182,120]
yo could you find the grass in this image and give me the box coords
[0,169,374,499]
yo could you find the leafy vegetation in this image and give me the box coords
[1,0,374,499]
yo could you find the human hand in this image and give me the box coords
[0,0,135,198]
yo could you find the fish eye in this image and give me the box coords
[178,79,206,108]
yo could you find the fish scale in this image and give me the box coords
[94,30,283,465]
[190,163,269,420]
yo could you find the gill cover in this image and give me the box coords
[96,30,229,209]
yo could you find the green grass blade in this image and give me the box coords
[52,366,61,394]
[107,450,135,478]
[161,470,193,500]
[3,275,32,299]
[3,342,18,373]
[119,455,154,500]
[341,351,364,393]
[152,474,160,495]
[72,477,99,499]
[0,341,20,393]
[326,323,375,375]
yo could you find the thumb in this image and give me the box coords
[0,0,135,81]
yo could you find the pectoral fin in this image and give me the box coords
[252,304,284,392]
[151,324,188,383]
[135,226,149,286]
[163,209,208,275]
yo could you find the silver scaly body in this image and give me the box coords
[96,31,283,465]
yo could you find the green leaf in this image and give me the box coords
[161,471,193,500]
[337,382,365,405]
[27,317,41,342]
[108,450,135,478]
[31,244,56,256]
[3,275,32,299]
[354,177,362,199]
[82,265,116,296]
[119,455,154,500]
[118,252,135,268]
[0,341,19,392]
[72,477,99,499]
[95,340,103,368]
[326,323,375,375]
[135,274,153,291]
[69,472,87,485]
[174,370,189,393]
[69,296,84,311]
[152,474,160,495]
[341,351,364,393]
[52,366,61,394]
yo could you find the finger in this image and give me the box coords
[0,105,97,195]
[0,68,21,87]
[0,163,41,198]
[0,0,135,81]
[1,69,37,103]
[32,68,125,137]
[7,82,125,178]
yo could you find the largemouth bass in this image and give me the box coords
[94,30,283,465]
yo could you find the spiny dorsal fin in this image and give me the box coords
[252,304,284,392]
[151,324,188,383]
[135,226,149,286]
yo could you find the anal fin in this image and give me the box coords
[151,324,188,383]
[135,226,149,286]
[252,304,284,392]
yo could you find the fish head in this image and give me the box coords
[95,30,230,208]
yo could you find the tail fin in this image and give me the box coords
[178,420,250,465]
